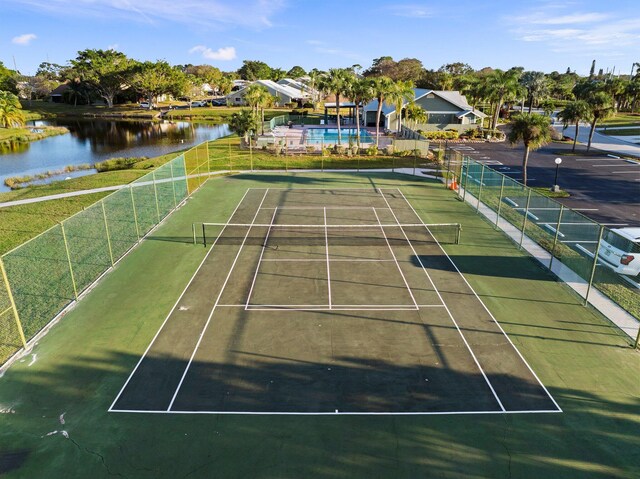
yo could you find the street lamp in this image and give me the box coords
[552,157,562,192]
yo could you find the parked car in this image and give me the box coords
[190,100,207,107]
[598,227,640,276]
[139,102,157,109]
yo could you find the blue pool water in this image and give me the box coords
[305,128,374,144]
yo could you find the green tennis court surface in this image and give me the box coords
[1,172,638,478]
[111,187,558,414]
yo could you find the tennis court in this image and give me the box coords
[110,187,560,415]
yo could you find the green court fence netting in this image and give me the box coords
[0,153,201,367]
[443,150,640,346]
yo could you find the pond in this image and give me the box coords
[0,119,230,192]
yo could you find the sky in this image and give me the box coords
[1,0,639,76]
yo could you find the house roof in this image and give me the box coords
[256,79,308,99]
[362,88,487,118]
[50,83,70,96]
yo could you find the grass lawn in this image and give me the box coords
[0,172,638,478]
[0,126,68,143]
[599,112,640,127]
[599,128,640,136]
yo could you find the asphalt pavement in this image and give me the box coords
[445,138,639,226]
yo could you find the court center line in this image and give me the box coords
[377,188,506,412]
[373,207,419,310]
[245,207,278,310]
[394,188,562,412]
[110,408,562,416]
[166,188,270,412]
[324,207,332,310]
[108,188,252,412]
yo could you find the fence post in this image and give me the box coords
[0,257,27,349]
[101,201,115,267]
[249,137,254,171]
[169,160,178,208]
[549,205,564,269]
[183,154,190,196]
[462,157,470,202]
[152,171,161,223]
[195,147,202,189]
[476,164,486,213]
[635,327,640,349]
[392,156,395,173]
[60,221,79,301]
[413,139,417,176]
[445,148,452,189]
[585,226,604,306]
[519,189,532,249]
[129,185,141,241]
[495,175,505,229]
[205,141,210,175]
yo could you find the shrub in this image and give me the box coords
[366,145,378,156]
[333,145,345,155]
[422,130,459,140]
[384,145,394,155]
[285,102,297,109]
[302,102,314,109]
[549,127,563,141]
[95,156,147,172]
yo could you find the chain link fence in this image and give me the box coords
[0,154,199,367]
[445,153,640,346]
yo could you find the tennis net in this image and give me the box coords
[195,222,461,247]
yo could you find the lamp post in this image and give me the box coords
[552,157,562,192]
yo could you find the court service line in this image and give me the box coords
[217,304,444,308]
[110,408,562,416]
[324,207,332,309]
[377,188,506,412]
[395,188,562,412]
[108,188,252,412]
[166,189,270,412]
[245,207,278,310]
[373,208,419,310]
[260,258,397,262]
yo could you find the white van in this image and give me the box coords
[598,227,640,276]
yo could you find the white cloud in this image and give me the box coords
[189,45,236,61]
[12,33,37,45]
[107,43,119,50]
[10,0,285,29]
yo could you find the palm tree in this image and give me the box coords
[345,77,374,149]
[243,83,267,116]
[386,80,415,134]
[507,113,552,185]
[368,76,395,147]
[586,92,614,152]
[558,100,590,152]
[520,71,549,113]
[319,68,352,145]
[0,91,26,128]
[404,102,427,130]
[486,69,521,130]
[229,109,258,145]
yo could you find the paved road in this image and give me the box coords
[446,139,639,226]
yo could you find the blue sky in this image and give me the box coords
[2,0,639,76]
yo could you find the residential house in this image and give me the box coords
[362,89,487,132]
[226,80,309,106]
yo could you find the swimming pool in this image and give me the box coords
[305,128,374,144]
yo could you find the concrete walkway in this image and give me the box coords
[556,124,640,159]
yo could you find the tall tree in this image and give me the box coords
[386,80,415,133]
[486,69,521,130]
[319,68,353,145]
[237,60,272,81]
[70,49,133,108]
[507,113,552,185]
[345,77,374,148]
[520,71,549,113]
[558,100,590,152]
[368,76,395,147]
[287,66,306,78]
[130,61,185,109]
[585,92,615,152]
[404,101,428,130]
[0,91,26,128]
[229,109,258,145]
[0,61,19,94]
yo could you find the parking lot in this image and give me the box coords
[445,140,639,226]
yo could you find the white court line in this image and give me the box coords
[592,164,636,167]
[377,188,505,412]
[261,258,396,262]
[245,207,277,310]
[108,188,252,413]
[260,206,377,210]
[373,208,419,310]
[324,207,332,309]
[109,408,562,416]
[246,307,420,311]
[166,189,270,412]
[217,304,443,308]
[575,158,618,161]
[611,171,640,174]
[395,189,562,413]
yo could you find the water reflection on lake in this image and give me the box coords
[0,119,230,192]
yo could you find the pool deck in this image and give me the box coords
[259,125,392,151]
